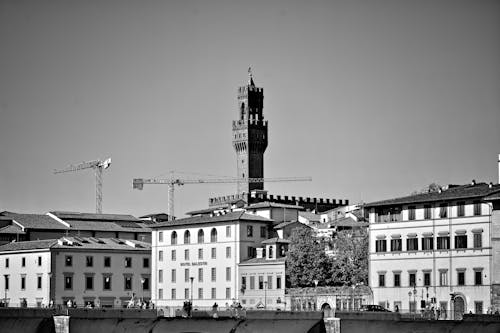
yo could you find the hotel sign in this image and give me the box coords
[180,261,208,266]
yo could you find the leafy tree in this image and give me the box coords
[332,229,368,285]
[286,227,332,287]
[411,182,443,195]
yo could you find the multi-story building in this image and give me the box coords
[366,181,500,318]
[0,236,151,308]
[149,211,273,309]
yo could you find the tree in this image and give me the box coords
[332,229,368,286]
[411,182,443,195]
[286,227,332,287]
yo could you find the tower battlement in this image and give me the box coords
[232,119,268,129]
[238,86,263,94]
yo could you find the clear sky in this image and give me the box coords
[1,0,499,217]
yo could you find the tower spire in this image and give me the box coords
[248,67,255,86]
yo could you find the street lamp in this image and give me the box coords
[408,291,412,312]
[190,277,194,306]
[141,278,145,304]
[313,280,319,311]
[264,281,268,310]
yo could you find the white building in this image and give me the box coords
[0,237,151,308]
[366,181,500,318]
[149,211,274,309]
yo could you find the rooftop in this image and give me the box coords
[51,211,140,222]
[261,237,291,244]
[274,220,309,229]
[149,211,273,228]
[365,183,500,207]
[0,212,68,230]
[239,256,286,265]
[298,211,321,222]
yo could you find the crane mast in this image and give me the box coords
[133,176,312,218]
[54,158,111,214]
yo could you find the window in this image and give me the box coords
[184,230,191,244]
[267,275,272,289]
[142,277,150,290]
[455,235,467,249]
[37,256,42,266]
[475,301,483,314]
[439,204,448,218]
[241,276,246,290]
[378,274,385,287]
[171,231,177,245]
[375,239,387,252]
[457,202,465,217]
[247,225,253,237]
[211,248,216,259]
[86,256,93,267]
[124,276,132,290]
[170,269,175,283]
[198,268,203,282]
[171,250,176,261]
[277,276,282,289]
[104,257,111,267]
[439,270,448,286]
[211,288,216,299]
[475,270,483,285]
[211,268,216,282]
[422,237,433,251]
[22,257,26,267]
[171,289,176,300]
[250,276,255,290]
[4,275,9,290]
[198,248,203,260]
[408,206,416,220]
[226,267,231,281]
[424,272,431,286]
[158,288,163,299]
[268,246,273,258]
[260,226,266,238]
[37,275,42,289]
[211,228,217,242]
[394,273,401,287]
[424,205,431,219]
[64,276,73,290]
[158,270,164,283]
[226,288,231,299]
[86,276,94,290]
[437,236,450,250]
[21,276,26,289]
[226,246,231,258]
[457,271,466,285]
[226,226,231,237]
[185,249,189,260]
[198,229,204,243]
[474,201,482,216]
[184,288,189,299]
[125,257,132,268]
[5,258,8,268]
[473,233,482,248]
[159,251,164,262]
[185,269,189,282]
[391,239,402,252]
[407,238,418,251]
[409,273,416,287]
[258,276,264,289]
[143,257,149,268]
[158,231,163,243]
[103,276,112,290]
[65,256,72,267]
[198,288,203,299]
[247,247,256,258]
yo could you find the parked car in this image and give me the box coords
[359,305,391,312]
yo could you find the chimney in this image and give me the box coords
[256,248,264,259]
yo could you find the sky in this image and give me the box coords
[1,0,499,218]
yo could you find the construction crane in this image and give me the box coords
[133,176,312,218]
[54,158,112,214]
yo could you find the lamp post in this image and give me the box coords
[141,278,145,304]
[264,281,268,310]
[408,291,412,313]
[413,285,417,313]
[313,279,319,311]
[190,277,194,306]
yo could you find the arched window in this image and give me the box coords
[268,246,273,258]
[198,229,204,243]
[171,231,177,245]
[210,228,218,242]
[184,230,191,244]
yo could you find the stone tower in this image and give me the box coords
[232,68,268,195]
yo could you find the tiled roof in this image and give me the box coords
[185,207,219,216]
[51,211,140,222]
[273,221,309,229]
[298,211,321,222]
[239,256,286,265]
[261,237,291,244]
[0,237,150,252]
[62,219,150,232]
[0,224,25,234]
[331,217,369,228]
[149,211,273,228]
[5,213,68,230]
[246,202,304,210]
[365,183,500,207]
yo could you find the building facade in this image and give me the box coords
[150,211,273,309]
[0,237,151,308]
[366,182,500,318]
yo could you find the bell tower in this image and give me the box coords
[232,68,268,195]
